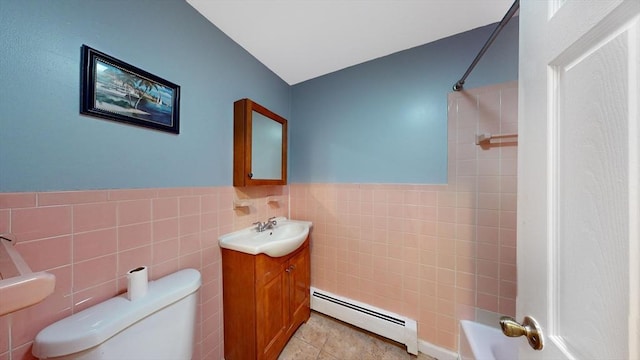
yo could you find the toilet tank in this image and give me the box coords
[33,269,201,360]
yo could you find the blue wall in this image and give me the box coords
[0,0,518,191]
[290,19,519,184]
[0,0,290,192]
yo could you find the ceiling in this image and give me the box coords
[186,0,515,85]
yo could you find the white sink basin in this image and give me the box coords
[219,217,312,257]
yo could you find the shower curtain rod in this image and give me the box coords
[452,0,520,91]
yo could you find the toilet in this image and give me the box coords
[32,268,201,360]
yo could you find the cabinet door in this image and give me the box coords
[256,261,289,360]
[288,246,310,329]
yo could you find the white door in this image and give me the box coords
[518,0,639,359]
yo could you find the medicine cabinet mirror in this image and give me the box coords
[233,98,288,186]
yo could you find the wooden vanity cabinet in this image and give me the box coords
[222,238,310,360]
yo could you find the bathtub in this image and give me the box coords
[459,320,518,360]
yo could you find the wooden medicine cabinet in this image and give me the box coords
[233,98,288,186]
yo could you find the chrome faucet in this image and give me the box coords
[253,217,277,232]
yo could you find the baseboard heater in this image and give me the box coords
[310,287,418,355]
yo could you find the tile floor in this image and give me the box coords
[278,311,438,360]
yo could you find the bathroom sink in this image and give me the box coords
[219,217,312,257]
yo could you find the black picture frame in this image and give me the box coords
[80,45,180,134]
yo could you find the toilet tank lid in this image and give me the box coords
[32,268,201,358]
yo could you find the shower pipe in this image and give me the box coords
[452,0,520,91]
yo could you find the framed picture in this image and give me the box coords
[80,45,180,134]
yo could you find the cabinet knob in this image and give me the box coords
[285,265,295,273]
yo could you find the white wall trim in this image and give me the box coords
[418,339,459,360]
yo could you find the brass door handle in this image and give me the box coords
[500,316,544,350]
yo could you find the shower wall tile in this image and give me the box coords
[14,235,72,272]
[0,316,9,355]
[118,222,152,250]
[118,199,152,226]
[0,211,8,234]
[74,280,118,312]
[152,197,179,220]
[0,193,36,209]
[38,190,107,206]
[73,228,117,262]
[73,202,117,233]
[0,186,287,360]
[152,218,179,242]
[11,206,71,241]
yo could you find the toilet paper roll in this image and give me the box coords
[126,266,148,301]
